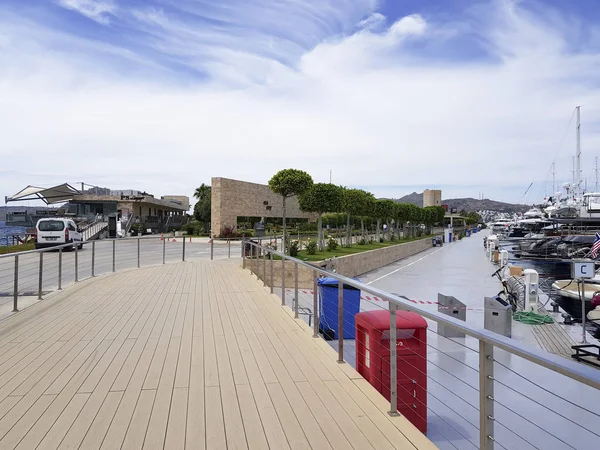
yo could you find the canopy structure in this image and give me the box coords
[5,183,81,205]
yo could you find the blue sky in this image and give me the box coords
[2,0,600,206]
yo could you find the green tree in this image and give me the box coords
[268,169,313,253]
[298,183,343,250]
[193,183,211,233]
[374,199,395,241]
[342,189,374,246]
[394,203,411,238]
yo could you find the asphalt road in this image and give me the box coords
[0,238,242,306]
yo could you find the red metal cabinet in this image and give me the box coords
[355,310,428,433]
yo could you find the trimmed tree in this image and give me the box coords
[374,199,396,242]
[268,169,313,253]
[342,189,374,246]
[298,183,343,251]
[193,183,211,233]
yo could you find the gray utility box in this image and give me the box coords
[437,294,466,338]
[484,296,512,338]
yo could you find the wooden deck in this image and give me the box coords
[0,260,435,449]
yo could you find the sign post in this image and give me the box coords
[571,260,595,343]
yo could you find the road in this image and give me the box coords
[0,238,241,307]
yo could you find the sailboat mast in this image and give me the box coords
[595,156,598,192]
[576,106,581,197]
[552,162,556,195]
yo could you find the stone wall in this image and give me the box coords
[248,237,433,289]
[331,238,433,278]
[211,177,317,236]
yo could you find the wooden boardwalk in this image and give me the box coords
[0,260,435,449]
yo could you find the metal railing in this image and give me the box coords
[242,239,600,450]
[0,236,240,316]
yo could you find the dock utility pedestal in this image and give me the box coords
[355,310,428,433]
[484,296,512,337]
[437,294,466,338]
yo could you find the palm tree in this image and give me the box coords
[194,184,211,202]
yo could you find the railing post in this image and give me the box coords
[162,237,166,264]
[294,262,299,318]
[389,303,399,416]
[210,237,214,260]
[137,238,140,268]
[74,244,79,282]
[38,252,44,300]
[313,271,319,338]
[281,257,286,306]
[480,341,495,450]
[338,280,344,363]
[262,249,266,286]
[242,240,246,269]
[255,244,259,278]
[91,240,96,277]
[228,239,231,258]
[13,255,19,312]
[182,234,186,262]
[270,251,274,294]
[58,248,62,290]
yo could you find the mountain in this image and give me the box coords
[394,193,529,214]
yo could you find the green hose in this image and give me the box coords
[513,311,554,325]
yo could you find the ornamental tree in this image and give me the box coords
[298,183,343,250]
[268,169,313,253]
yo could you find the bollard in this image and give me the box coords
[270,251,274,294]
[210,238,214,260]
[58,248,62,290]
[113,240,116,272]
[313,271,319,338]
[13,255,19,312]
[137,238,140,268]
[551,302,560,313]
[38,252,44,300]
[294,263,299,318]
[162,237,166,264]
[92,241,96,276]
[75,244,79,282]
[338,280,344,363]
[182,234,186,262]
[228,239,231,258]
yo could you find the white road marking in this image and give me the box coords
[366,247,445,285]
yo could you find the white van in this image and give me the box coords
[35,218,83,250]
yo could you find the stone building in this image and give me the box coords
[423,189,442,207]
[211,177,317,236]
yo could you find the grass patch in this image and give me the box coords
[296,235,434,261]
[0,243,35,255]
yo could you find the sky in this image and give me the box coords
[2,0,600,208]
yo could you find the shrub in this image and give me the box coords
[326,237,338,252]
[379,237,384,243]
[358,238,366,245]
[306,239,318,255]
[289,240,299,257]
[390,235,397,242]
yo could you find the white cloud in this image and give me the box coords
[358,13,386,31]
[1,0,600,205]
[58,0,116,25]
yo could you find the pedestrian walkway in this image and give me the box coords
[0,260,434,449]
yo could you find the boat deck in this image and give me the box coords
[0,260,433,449]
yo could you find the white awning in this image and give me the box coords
[5,183,80,204]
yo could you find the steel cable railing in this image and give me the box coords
[0,235,239,316]
[242,239,600,450]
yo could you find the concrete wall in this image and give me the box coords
[211,177,317,237]
[248,237,433,289]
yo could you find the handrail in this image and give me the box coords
[243,239,600,391]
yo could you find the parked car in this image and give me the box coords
[35,218,83,250]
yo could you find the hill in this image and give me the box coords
[394,193,529,214]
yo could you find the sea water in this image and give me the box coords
[0,221,26,247]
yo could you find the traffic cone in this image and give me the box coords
[160,233,164,241]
